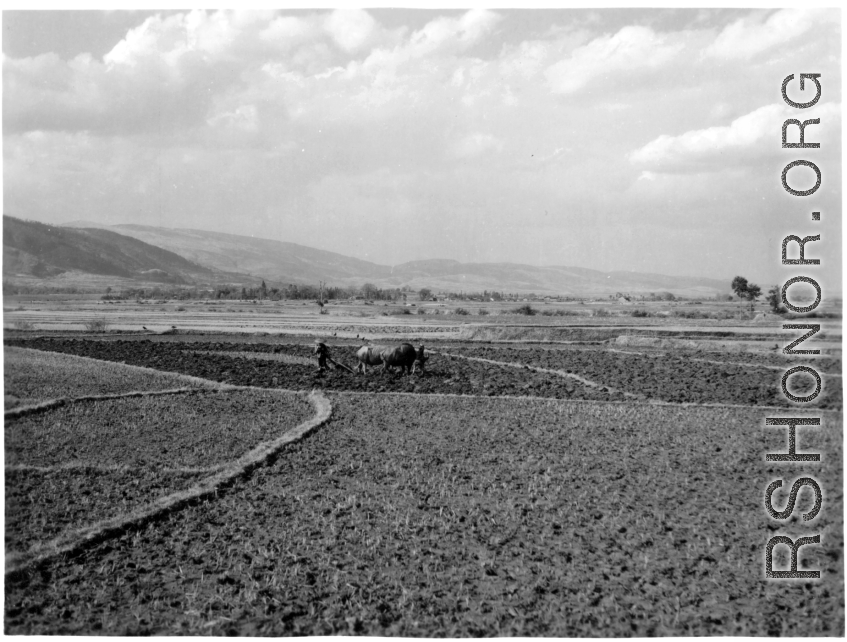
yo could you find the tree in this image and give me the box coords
[419,288,432,300]
[744,283,762,310]
[766,285,786,314]
[731,276,749,302]
[731,276,761,311]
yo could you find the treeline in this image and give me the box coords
[421,288,564,301]
[5,279,734,303]
[99,281,410,302]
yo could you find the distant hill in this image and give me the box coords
[50,219,730,296]
[63,221,392,286]
[383,259,728,297]
[3,216,228,285]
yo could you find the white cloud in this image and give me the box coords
[258,15,318,51]
[545,26,684,94]
[409,9,500,56]
[355,9,501,79]
[324,10,377,53]
[630,102,841,172]
[703,8,835,60]
[105,10,275,67]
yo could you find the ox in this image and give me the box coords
[356,343,426,375]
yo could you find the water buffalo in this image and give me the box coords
[356,343,422,375]
[355,345,385,374]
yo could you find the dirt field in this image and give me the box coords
[6,336,842,409]
[3,316,843,635]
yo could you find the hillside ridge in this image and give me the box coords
[3,216,733,296]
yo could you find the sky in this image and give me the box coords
[2,8,842,291]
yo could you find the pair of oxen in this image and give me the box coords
[356,343,427,375]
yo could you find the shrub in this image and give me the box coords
[631,309,650,317]
[84,318,109,333]
[593,308,610,317]
[541,309,554,316]
[454,308,470,316]
[512,304,537,316]
[477,308,489,316]
[417,308,427,315]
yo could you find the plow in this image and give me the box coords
[326,356,357,374]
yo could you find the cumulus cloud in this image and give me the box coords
[350,9,501,82]
[323,9,377,53]
[4,9,509,137]
[545,26,685,94]
[408,9,501,56]
[703,8,836,60]
[630,102,841,173]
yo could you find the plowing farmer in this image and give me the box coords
[313,340,330,372]
[313,340,356,374]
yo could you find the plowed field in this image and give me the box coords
[5,389,314,554]
[5,337,841,408]
[4,338,843,636]
[5,393,843,636]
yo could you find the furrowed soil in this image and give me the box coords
[5,337,841,408]
[442,345,842,409]
[5,394,842,636]
[3,346,216,408]
[5,389,314,554]
[5,338,628,403]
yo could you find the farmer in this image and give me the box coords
[313,340,330,372]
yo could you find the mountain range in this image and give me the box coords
[2,215,730,297]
